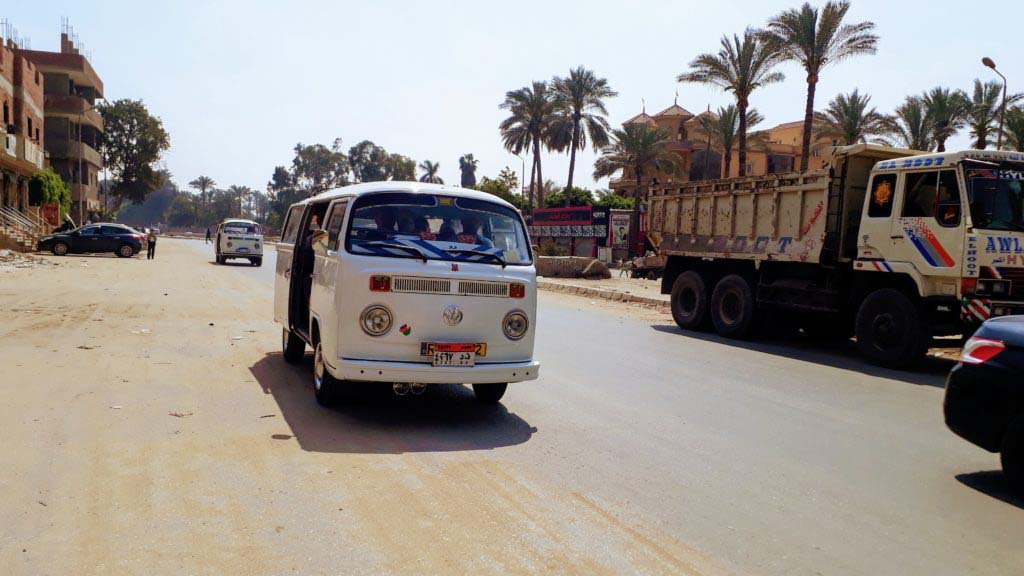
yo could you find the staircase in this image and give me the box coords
[0,206,46,252]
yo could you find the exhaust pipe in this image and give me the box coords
[392,382,410,396]
[410,383,427,395]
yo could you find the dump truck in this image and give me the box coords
[648,143,1024,368]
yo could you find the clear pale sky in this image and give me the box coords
[6,0,1022,194]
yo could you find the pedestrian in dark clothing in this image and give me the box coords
[147,229,157,260]
[205,227,212,243]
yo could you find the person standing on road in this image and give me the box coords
[205,227,212,244]
[147,229,157,260]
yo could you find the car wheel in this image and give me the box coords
[710,274,756,339]
[1002,418,1024,496]
[52,242,69,256]
[116,244,135,258]
[313,341,340,406]
[855,289,928,369]
[472,383,507,404]
[255,258,262,267]
[282,327,305,363]
[670,270,710,331]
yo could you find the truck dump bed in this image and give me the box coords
[647,144,917,265]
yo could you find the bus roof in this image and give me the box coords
[294,181,517,210]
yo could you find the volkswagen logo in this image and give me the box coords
[442,305,463,326]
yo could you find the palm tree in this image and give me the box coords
[593,123,678,255]
[188,175,215,223]
[458,154,478,188]
[698,105,764,178]
[418,160,444,184]
[1003,106,1024,152]
[923,87,971,152]
[227,185,251,217]
[813,90,887,145]
[762,1,878,170]
[678,29,784,177]
[881,96,934,151]
[968,79,1023,149]
[549,67,618,205]
[499,81,555,208]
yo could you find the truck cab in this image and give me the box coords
[857,150,1024,331]
[273,182,540,405]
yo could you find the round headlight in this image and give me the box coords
[360,305,393,336]
[502,311,529,340]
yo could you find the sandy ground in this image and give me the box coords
[0,241,722,576]
[538,274,670,303]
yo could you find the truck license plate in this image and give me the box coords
[433,351,474,367]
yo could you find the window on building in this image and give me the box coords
[767,155,794,174]
[2,102,8,125]
[868,173,897,218]
[27,117,32,137]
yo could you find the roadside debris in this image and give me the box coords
[109,405,123,410]
[168,411,193,418]
[131,328,151,334]
[260,414,276,419]
[0,251,56,272]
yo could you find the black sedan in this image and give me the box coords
[944,316,1024,494]
[37,223,145,258]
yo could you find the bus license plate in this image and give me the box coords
[433,351,474,367]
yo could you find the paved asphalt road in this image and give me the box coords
[2,238,1021,575]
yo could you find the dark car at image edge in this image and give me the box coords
[944,316,1024,495]
[37,223,146,258]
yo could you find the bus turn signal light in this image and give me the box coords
[369,275,391,292]
[510,283,525,298]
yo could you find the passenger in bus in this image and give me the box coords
[458,214,494,248]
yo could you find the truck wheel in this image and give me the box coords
[855,289,927,368]
[711,274,756,339]
[1002,418,1024,496]
[313,341,340,406]
[282,328,305,363]
[671,271,710,331]
[472,383,507,404]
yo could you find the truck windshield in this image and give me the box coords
[964,161,1024,232]
[345,192,532,265]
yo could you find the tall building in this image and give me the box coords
[608,99,831,198]
[0,37,46,213]
[23,31,104,223]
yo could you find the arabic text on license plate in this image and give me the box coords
[420,342,487,356]
[433,351,474,367]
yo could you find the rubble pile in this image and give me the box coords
[0,249,56,272]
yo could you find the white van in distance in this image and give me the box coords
[274,182,540,404]
[215,219,264,266]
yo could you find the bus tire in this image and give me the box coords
[671,271,710,331]
[711,274,756,339]
[855,288,927,369]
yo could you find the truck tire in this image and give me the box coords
[472,383,507,404]
[1002,418,1024,496]
[282,327,305,363]
[313,341,340,406]
[711,274,756,339]
[671,271,710,331]
[855,289,927,368]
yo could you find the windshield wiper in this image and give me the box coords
[445,248,507,268]
[362,241,428,262]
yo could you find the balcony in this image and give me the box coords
[43,94,104,130]
[71,183,99,203]
[18,138,44,169]
[59,140,103,168]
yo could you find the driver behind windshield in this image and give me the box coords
[456,214,494,248]
[368,207,398,240]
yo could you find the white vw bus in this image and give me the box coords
[274,182,539,405]
[216,218,264,266]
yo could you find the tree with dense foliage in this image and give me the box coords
[291,139,350,195]
[881,96,934,151]
[166,194,197,227]
[594,189,635,209]
[544,187,595,208]
[227,185,253,218]
[473,176,528,210]
[97,99,171,204]
[813,90,887,145]
[347,140,387,183]
[678,30,784,176]
[385,153,416,181]
[762,1,877,170]
[188,175,215,218]
[458,154,479,187]
[593,123,678,254]
[495,166,519,194]
[266,166,301,230]
[549,67,617,203]
[499,81,555,208]
[923,87,971,152]
[418,160,443,183]
[698,105,764,178]
[967,79,1023,149]
[116,170,176,227]
[28,168,72,218]
[1003,107,1024,152]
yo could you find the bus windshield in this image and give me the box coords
[346,192,532,265]
[964,161,1024,232]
